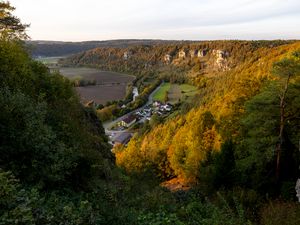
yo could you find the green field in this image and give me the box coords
[153,83,198,103]
[152,83,171,101]
[179,84,198,93]
[36,56,65,65]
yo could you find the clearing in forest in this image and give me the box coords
[153,82,198,104]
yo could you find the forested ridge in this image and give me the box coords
[60,40,295,83]
[116,41,300,184]
[2,1,300,224]
[27,39,184,57]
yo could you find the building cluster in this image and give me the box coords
[135,101,173,121]
[119,102,173,128]
[111,101,174,146]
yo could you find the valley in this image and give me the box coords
[38,57,136,105]
[2,1,300,224]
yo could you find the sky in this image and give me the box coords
[10,0,300,41]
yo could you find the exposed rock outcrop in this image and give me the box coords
[164,54,172,64]
[178,50,186,59]
[123,51,132,60]
[189,49,197,58]
[197,49,207,57]
[212,49,230,71]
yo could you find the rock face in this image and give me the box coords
[197,49,207,57]
[164,54,172,64]
[123,51,132,60]
[178,50,186,59]
[213,49,230,71]
[189,49,197,58]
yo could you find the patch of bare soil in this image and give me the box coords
[160,178,193,192]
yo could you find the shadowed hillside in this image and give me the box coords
[27,39,187,57]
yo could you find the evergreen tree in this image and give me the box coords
[0,1,29,39]
[271,52,300,180]
[239,51,300,191]
[213,140,236,189]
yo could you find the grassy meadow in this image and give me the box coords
[153,82,198,104]
[36,56,65,64]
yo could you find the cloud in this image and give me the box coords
[11,0,300,40]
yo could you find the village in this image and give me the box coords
[108,100,173,146]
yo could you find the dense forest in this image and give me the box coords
[27,39,184,57]
[1,1,300,224]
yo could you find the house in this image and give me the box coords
[144,108,152,113]
[113,132,132,146]
[163,104,172,111]
[119,114,136,127]
[153,101,162,107]
[132,87,139,101]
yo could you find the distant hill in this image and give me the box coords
[60,40,296,82]
[26,39,188,57]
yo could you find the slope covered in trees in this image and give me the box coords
[2,2,300,224]
[60,40,294,82]
[2,38,268,224]
[1,3,263,224]
[61,37,300,223]
[116,42,300,193]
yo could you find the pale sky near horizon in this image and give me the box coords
[10,0,300,41]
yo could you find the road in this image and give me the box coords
[103,81,163,135]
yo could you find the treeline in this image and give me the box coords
[27,39,184,57]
